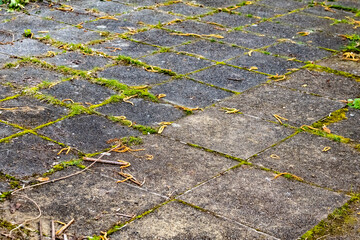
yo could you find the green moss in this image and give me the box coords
[44,159,84,176]
[300,194,360,239]
[312,108,348,129]
[121,136,143,146]
[133,124,158,134]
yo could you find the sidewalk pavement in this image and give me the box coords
[0,0,359,239]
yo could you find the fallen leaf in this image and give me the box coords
[297,31,310,36]
[37,177,49,182]
[322,125,331,134]
[158,125,166,134]
[322,146,331,152]
[249,66,258,71]
[270,154,280,159]
[157,94,166,99]
[221,107,240,114]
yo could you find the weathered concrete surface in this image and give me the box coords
[180,165,349,239]
[0,0,359,239]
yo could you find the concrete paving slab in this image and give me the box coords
[227,51,304,75]
[0,96,69,129]
[0,133,76,178]
[91,38,158,58]
[0,14,67,40]
[157,2,210,16]
[318,56,360,77]
[245,21,302,39]
[303,5,354,19]
[223,30,276,49]
[250,132,360,192]
[118,9,181,26]
[95,98,185,126]
[131,28,194,47]
[72,0,132,15]
[189,64,268,92]
[276,12,334,30]
[97,64,170,86]
[100,134,237,196]
[44,51,112,71]
[49,26,105,44]
[141,52,213,74]
[202,12,258,28]
[30,6,96,25]
[0,53,11,67]
[42,79,117,105]
[0,167,165,237]
[329,108,360,142]
[113,200,277,239]
[164,20,227,36]
[37,114,140,153]
[0,39,59,57]
[150,78,232,108]
[277,68,360,100]
[193,0,246,8]
[331,0,360,8]
[296,31,349,50]
[180,165,349,239]
[0,122,20,139]
[0,63,66,88]
[115,0,169,7]
[175,40,246,61]
[266,42,334,62]
[234,4,288,18]
[83,19,140,34]
[0,85,18,100]
[164,106,294,160]
[218,84,345,127]
[258,0,309,11]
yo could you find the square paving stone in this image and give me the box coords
[245,21,302,39]
[150,78,232,108]
[72,0,132,15]
[30,6,96,25]
[0,167,164,237]
[180,165,349,239]
[37,114,140,153]
[219,84,345,127]
[257,0,309,11]
[277,69,360,100]
[96,98,184,126]
[266,42,334,62]
[227,51,304,75]
[118,9,181,26]
[0,63,66,88]
[164,106,294,159]
[223,30,276,49]
[202,12,258,28]
[235,4,288,18]
[276,12,333,30]
[157,2,210,16]
[113,201,277,239]
[330,0,360,9]
[193,0,244,8]
[189,64,268,92]
[0,15,67,40]
[329,108,360,142]
[164,20,227,36]
[175,40,245,61]
[0,39,59,57]
[99,134,236,196]
[0,85,17,100]
[303,5,354,19]
[317,56,360,77]
[131,28,194,47]
[0,133,76,178]
[49,27,105,44]
[91,38,158,58]
[296,31,349,51]
[0,122,20,139]
[141,52,213,74]
[44,51,112,71]
[0,96,69,129]
[42,79,117,105]
[250,132,360,192]
[97,65,170,86]
[83,19,140,34]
